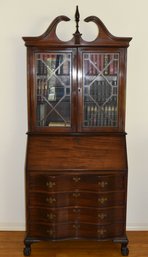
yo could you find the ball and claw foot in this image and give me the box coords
[23,245,31,256]
[121,244,129,256]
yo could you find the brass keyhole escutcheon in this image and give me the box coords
[46,197,56,204]
[98,213,107,220]
[98,197,107,204]
[73,176,81,182]
[47,213,56,220]
[46,181,56,188]
[73,192,80,198]
[98,181,108,188]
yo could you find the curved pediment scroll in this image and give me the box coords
[84,16,116,42]
[23,15,71,46]
[23,6,132,47]
[83,15,132,46]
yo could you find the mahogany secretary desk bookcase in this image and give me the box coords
[23,6,132,256]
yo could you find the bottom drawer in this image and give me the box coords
[28,223,124,240]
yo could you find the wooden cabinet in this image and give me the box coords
[23,6,132,256]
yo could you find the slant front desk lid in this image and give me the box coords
[26,135,127,171]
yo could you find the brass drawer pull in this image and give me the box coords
[46,197,56,204]
[98,213,107,220]
[46,229,54,236]
[73,176,81,182]
[47,213,56,220]
[97,229,106,236]
[98,181,108,188]
[46,181,56,188]
[73,208,80,213]
[98,197,107,204]
[73,192,80,198]
[73,224,80,229]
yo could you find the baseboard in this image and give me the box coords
[0,223,148,231]
[0,223,25,231]
[127,224,148,231]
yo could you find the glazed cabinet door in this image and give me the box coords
[29,48,77,132]
[77,48,127,132]
[28,47,127,133]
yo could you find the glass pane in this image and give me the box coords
[83,53,119,127]
[35,53,71,127]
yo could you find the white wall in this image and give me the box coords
[0,0,148,231]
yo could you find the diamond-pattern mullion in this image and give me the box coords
[83,53,119,127]
[42,95,66,120]
[36,52,71,127]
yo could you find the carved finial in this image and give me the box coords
[75,5,80,33]
[73,6,82,44]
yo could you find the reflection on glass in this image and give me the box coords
[35,53,71,127]
[83,53,119,127]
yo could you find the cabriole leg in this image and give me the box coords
[121,240,129,256]
[23,239,31,256]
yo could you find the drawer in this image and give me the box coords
[28,222,124,239]
[29,173,125,192]
[28,223,75,239]
[29,191,125,208]
[29,206,125,224]
[77,223,124,239]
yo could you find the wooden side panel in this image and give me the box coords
[26,135,127,171]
